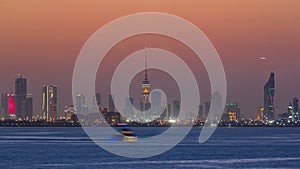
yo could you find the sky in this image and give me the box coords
[0,0,300,118]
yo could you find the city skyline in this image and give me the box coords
[0,71,299,122]
[1,1,300,118]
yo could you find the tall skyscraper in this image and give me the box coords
[205,101,211,118]
[23,94,33,119]
[42,85,58,121]
[263,73,275,121]
[197,105,204,120]
[8,94,16,117]
[292,97,299,122]
[173,100,180,119]
[15,74,27,118]
[141,48,151,114]
[1,93,9,118]
[108,94,115,112]
[75,93,88,114]
[151,90,162,118]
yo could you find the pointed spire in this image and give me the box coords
[144,47,148,81]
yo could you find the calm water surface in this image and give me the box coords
[0,127,299,169]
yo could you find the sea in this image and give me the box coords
[0,127,299,169]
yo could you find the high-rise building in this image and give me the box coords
[292,97,299,122]
[42,85,58,121]
[23,94,33,119]
[205,101,211,121]
[173,100,180,119]
[8,94,16,117]
[151,90,162,118]
[75,93,88,114]
[108,94,115,112]
[96,93,101,107]
[197,105,204,120]
[15,74,27,118]
[263,73,275,121]
[256,107,264,121]
[224,103,241,122]
[1,93,9,118]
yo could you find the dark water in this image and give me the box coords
[0,127,299,169]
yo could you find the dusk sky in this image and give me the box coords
[1,0,300,118]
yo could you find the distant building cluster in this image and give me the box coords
[0,70,299,127]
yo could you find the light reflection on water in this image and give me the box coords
[0,127,299,169]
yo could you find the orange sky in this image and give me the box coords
[1,0,300,117]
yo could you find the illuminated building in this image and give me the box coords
[141,48,151,117]
[263,73,275,121]
[15,74,27,118]
[292,97,299,121]
[8,94,16,117]
[64,106,76,120]
[224,103,241,122]
[256,107,264,121]
[42,85,58,121]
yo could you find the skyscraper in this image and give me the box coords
[292,97,299,122]
[96,93,101,107]
[75,93,88,114]
[23,94,33,119]
[42,85,58,121]
[1,93,9,118]
[263,73,275,121]
[8,94,16,117]
[108,94,115,112]
[15,74,27,118]
[173,100,180,119]
[151,90,162,118]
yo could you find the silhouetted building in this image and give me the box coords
[108,94,115,112]
[151,90,162,118]
[96,93,101,107]
[22,94,33,119]
[292,97,299,121]
[197,105,204,120]
[264,73,275,121]
[173,100,180,119]
[162,103,171,120]
[1,93,9,118]
[75,93,88,114]
[15,74,27,118]
[42,85,58,121]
